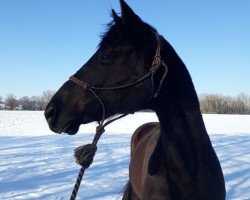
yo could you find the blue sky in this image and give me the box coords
[0,0,249,98]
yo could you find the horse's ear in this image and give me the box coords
[119,0,142,27]
[111,9,122,26]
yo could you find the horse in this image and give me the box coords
[44,0,226,199]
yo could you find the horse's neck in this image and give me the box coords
[154,39,212,174]
[150,39,226,199]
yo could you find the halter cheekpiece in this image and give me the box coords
[68,32,168,200]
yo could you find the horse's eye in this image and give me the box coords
[100,51,116,64]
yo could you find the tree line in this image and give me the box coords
[0,90,55,111]
[0,91,250,114]
[199,93,250,114]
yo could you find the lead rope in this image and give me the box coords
[70,113,128,200]
[69,33,168,200]
[69,81,128,200]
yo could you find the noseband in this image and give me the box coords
[69,33,168,129]
[68,33,168,200]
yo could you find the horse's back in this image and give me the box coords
[130,122,159,154]
[130,122,170,200]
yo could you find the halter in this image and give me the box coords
[69,33,168,129]
[68,33,168,200]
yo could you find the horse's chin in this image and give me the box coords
[65,127,79,135]
[64,117,96,135]
[61,114,101,135]
[62,120,80,135]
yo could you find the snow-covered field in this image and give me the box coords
[0,111,250,200]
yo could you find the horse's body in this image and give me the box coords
[45,0,226,199]
[130,123,168,199]
[128,116,225,200]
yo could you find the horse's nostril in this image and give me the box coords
[45,104,57,123]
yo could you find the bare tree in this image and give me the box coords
[5,94,18,110]
[248,96,250,114]
[199,93,250,114]
[0,96,4,110]
[29,96,41,110]
[40,90,55,110]
[237,93,249,114]
[41,90,55,103]
[18,91,54,111]
[19,96,32,110]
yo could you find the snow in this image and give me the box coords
[0,111,250,200]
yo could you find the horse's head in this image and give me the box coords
[45,0,165,135]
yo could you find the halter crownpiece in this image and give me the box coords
[68,32,168,200]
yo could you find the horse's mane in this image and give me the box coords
[98,20,117,48]
[98,16,157,52]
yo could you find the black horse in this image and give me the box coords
[45,0,225,199]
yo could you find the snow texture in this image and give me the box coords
[0,111,250,200]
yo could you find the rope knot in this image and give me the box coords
[83,83,90,90]
[150,59,162,74]
[96,125,105,134]
[74,143,97,168]
[150,43,162,74]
